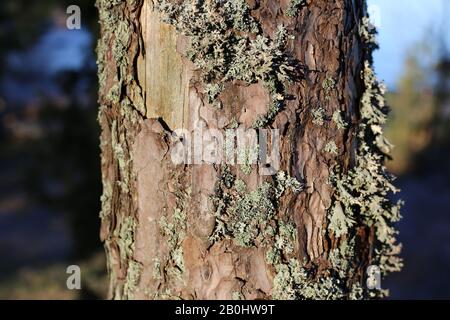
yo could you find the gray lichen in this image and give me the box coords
[311,107,326,126]
[324,141,338,155]
[325,13,403,299]
[272,258,345,300]
[97,0,146,115]
[332,110,347,130]
[322,76,336,100]
[152,258,162,280]
[210,170,303,247]
[117,216,137,263]
[99,180,113,220]
[123,260,143,299]
[154,0,302,128]
[265,205,348,300]
[359,16,378,50]
[286,0,307,17]
[328,201,354,237]
[111,120,132,194]
[98,0,402,301]
[208,167,354,300]
[159,207,187,279]
[159,180,192,286]
[115,215,142,299]
[232,291,244,300]
[237,145,259,175]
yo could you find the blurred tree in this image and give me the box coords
[426,42,450,172]
[385,47,435,175]
[0,0,102,259]
[24,67,102,259]
[387,2,450,177]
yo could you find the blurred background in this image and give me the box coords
[0,0,105,299]
[0,0,449,299]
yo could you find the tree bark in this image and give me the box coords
[96,0,402,300]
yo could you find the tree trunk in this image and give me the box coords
[96,0,402,300]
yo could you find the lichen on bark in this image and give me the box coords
[97,0,148,299]
[96,0,403,300]
[325,13,403,298]
[153,0,303,127]
[210,168,303,247]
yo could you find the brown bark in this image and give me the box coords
[97,0,372,300]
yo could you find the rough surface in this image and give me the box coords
[97,0,402,300]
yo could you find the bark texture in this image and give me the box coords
[97,0,402,300]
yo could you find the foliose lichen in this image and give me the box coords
[286,0,307,17]
[117,216,137,263]
[123,260,143,299]
[271,258,345,300]
[152,258,162,280]
[324,141,338,155]
[232,291,244,300]
[99,0,402,301]
[322,76,336,100]
[159,207,187,280]
[237,145,259,175]
[208,166,352,300]
[115,214,142,299]
[324,13,403,298]
[332,110,347,130]
[210,169,303,247]
[311,107,326,126]
[154,0,303,128]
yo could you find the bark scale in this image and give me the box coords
[97,0,401,300]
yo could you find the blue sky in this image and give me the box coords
[369,0,448,87]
